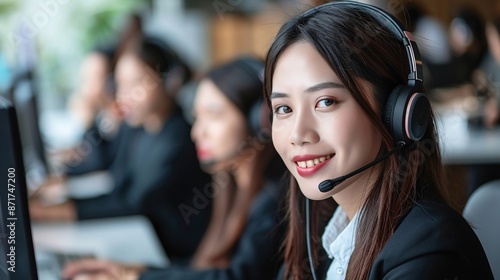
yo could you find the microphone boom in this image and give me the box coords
[318,143,405,192]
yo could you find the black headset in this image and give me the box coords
[305,0,431,146]
[234,57,272,143]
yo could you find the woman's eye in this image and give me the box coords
[274,105,292,115]
[316,98,337,108]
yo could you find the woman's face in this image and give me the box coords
[450,18,473,56]
[80,53,108,100]
[270,42,382,200]
[191,79,249,171]
[115,53,163,127]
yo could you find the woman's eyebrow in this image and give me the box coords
[305,81,345,93]
[270,81,345,100]
[270,92,288,100]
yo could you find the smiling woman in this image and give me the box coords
[264,1,493,280]
[271,42,382,202]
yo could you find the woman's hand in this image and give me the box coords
[484,97,500,128]
[28,199,76,221]
[62,259,145,280]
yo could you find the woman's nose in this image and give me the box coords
[191,119,204,142]
[289,111,320,146]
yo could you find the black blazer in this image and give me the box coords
[63,119,132,176]
[367,188,493,280]
[284,187,494,280]
[139,180,285,280]
[73,107,211,259]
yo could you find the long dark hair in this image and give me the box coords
[263,3,450,280]
[132,37,193,87]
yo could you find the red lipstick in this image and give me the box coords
[292,154,334,177]
[196,148,212,161]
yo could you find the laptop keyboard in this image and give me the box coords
[36,249,95,280]
[54,251,95,267]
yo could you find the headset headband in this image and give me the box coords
[305,1,423,86]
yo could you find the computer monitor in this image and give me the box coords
[0,95,39,280]
[8,71,49,191]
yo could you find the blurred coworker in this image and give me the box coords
[55,13,144,176]
[479,17,500,128]
[29,38,212,259]
[56,46,123,176]
[466,16,500,195]
[63,56,286,280]
[448,8,488,86]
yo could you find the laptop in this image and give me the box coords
[32,215,170,280]
[1,96,169,280]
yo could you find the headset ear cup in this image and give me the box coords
[384,85,415,144]
[384,85,406,143]
[384,85,431,144]
[405,92,430,141]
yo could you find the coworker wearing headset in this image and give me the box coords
[265,2,493,279]
[58,46,122,176]
[30,38,212,260]
[63,56,286,280]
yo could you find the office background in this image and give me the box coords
[0,0,499,202]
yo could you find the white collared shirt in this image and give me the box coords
[322,207,359,280]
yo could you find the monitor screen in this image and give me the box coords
[0,95,38,280]
[10,76,48,190]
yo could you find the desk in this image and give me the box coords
[32,215,169,279]
[436,111,500,165]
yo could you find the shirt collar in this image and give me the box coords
[322,207,360,263]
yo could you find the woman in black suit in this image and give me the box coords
[265,1,493,279]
